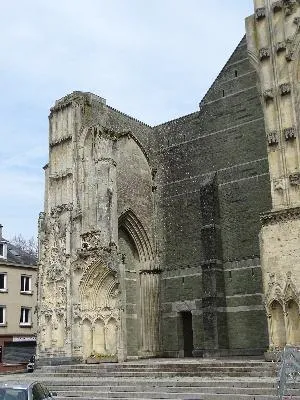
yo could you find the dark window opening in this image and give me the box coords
[0,274,6,290]
[21,276,31,292]
[20,307,30,324]
[0,307,5,324]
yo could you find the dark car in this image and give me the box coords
[0,381,57,400]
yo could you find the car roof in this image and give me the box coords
[0,381,37,390]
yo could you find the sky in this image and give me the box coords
[0,0,254,241]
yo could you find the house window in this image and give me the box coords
[20,307,31,326]
[21,275,32,293]
[0,242,7,259]
[0,306,6,325]
[0,273,7,292]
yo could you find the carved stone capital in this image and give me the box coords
[259,47,271,60]
[55,307,66,317]
[72,303,82,319]
[50,203,73,217]
[284,126,297,140]
[283,0,297,16]
[263,89,274,101]
[279,82,291,96]
[273,178,286,191]
[266,131,279,145]
[285,32,300,61]
[81,230,102,251]
[289,172,300,185]
[275,41,287,52]
[255,7,266,20]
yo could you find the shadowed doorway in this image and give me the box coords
[181,311,193,357]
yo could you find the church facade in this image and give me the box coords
[37,0,300,364]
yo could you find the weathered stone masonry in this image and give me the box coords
[247,0,300,350]
[37,2,300,363]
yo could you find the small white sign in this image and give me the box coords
[13,336,36,342]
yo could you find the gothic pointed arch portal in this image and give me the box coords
[78,258,120,360]
[118,209,160,358]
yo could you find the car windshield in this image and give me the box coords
[0,388,28,400]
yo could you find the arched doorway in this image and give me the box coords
[118,209,160,358]
[118,226,140,357]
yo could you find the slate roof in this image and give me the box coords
[1,239,37,266]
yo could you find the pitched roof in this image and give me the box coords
[1,239,37,266]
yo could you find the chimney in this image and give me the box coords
[0,225,2,241]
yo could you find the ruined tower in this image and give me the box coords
[38,92,160,364]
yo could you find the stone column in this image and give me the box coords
[246,0,300,349]
[117,258,127,362]
[139,270,160,357]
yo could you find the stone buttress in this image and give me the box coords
[246,0,300,349]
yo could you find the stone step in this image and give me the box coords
[36,361,277,378]
[42,363,276,371]
[33,370,275,378]
[54,385,278,395]
[40,361,275,367]
[37,366,277,374]
[54,394,300,400]
[47,381,279,389]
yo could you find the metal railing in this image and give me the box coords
[277,345,300,399]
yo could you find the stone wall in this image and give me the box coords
[39,34,276,362]
[154,37,271,356]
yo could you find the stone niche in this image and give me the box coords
[260,209,300,351]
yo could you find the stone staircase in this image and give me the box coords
[1,358,300,399]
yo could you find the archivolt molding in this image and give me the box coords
[78,124,150,167]
[79,259,119,309]
[74,230,120,313]
[76,256,120,326]
[265,271,300,315]
[78,124,128,157]
[118,209,154,264]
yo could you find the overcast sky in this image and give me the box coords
[0,0,254,241]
